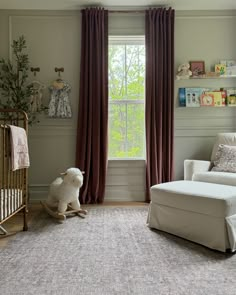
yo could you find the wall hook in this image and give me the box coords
[55,67,64,77]
[31,67,40,76]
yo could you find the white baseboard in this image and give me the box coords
[29,186,145,202]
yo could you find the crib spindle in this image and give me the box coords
[0,109,29,237]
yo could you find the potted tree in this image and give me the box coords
[0,35,46,124]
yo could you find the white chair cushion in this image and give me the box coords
[151,180,236,217]
[193,171,236,186]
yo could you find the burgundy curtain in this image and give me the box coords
[145,8,175,202]
[76,8,108,204]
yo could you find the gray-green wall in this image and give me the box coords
[0,9,236,201]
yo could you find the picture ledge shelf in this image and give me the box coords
[178,106,236,108]
[176,75,236,80]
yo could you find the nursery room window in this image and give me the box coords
[108,36,145,159]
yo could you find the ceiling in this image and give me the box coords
[0,0,236,11]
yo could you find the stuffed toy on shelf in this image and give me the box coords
[176,63,192,79]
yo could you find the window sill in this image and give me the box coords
[108,158,146,161]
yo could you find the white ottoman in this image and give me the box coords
[147,180,236,252]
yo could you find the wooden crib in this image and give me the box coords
[0,109,29,237]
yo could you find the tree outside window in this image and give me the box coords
[108,36,145,159]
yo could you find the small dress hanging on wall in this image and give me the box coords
[28,80,46,113]
[48,79,72,118]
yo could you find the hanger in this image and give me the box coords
[52,67,65,89]
[28,67,45,90]
[31,67,40,76]
[31,80,46,90]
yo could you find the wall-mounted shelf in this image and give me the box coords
[176,75,236,80]
[178,106,236,108]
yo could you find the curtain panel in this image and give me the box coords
[145,8,175,202]
[76,8,108,204]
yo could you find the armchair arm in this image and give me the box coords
[184,159,211,180]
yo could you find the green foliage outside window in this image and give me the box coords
[108,42,145,159]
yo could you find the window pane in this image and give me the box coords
[108,103,127,158]
[126,103,145,157]
[109,45,126,100]
[108,38,145,159]
[126,45,145,99]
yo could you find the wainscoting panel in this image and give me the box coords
[28,127,77,202]
[104,160,146,202]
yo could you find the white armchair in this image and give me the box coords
[184,133,236,186]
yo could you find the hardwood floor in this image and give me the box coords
[0,203,41,248]
[0,201,147,248]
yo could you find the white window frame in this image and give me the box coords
[108,35,146,160]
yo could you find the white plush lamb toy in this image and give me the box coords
[46,167,86,214]
[176,63,192,79]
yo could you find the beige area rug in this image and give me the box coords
[1,206,236,295]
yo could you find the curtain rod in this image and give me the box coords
[109,10,144,13]
[81,6,169,13]
[109,10,166,14]
[109,6,169,13]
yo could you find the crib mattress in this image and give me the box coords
[0,189,23,221]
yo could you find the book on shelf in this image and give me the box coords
[215,64,227,75]
[185,88,201,107]
[220,60,236,67]
[225,66,236,76]
[226,88,236,106]
[200,92,215,106]
[178,88,186,107]
[219,90,227,106]
[201,90,226,107]
[218,60,236,76]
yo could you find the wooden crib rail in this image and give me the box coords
[0,108,28,118]
[0,109,28,133]
[0,108,29,237]
[0,124,9,129]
